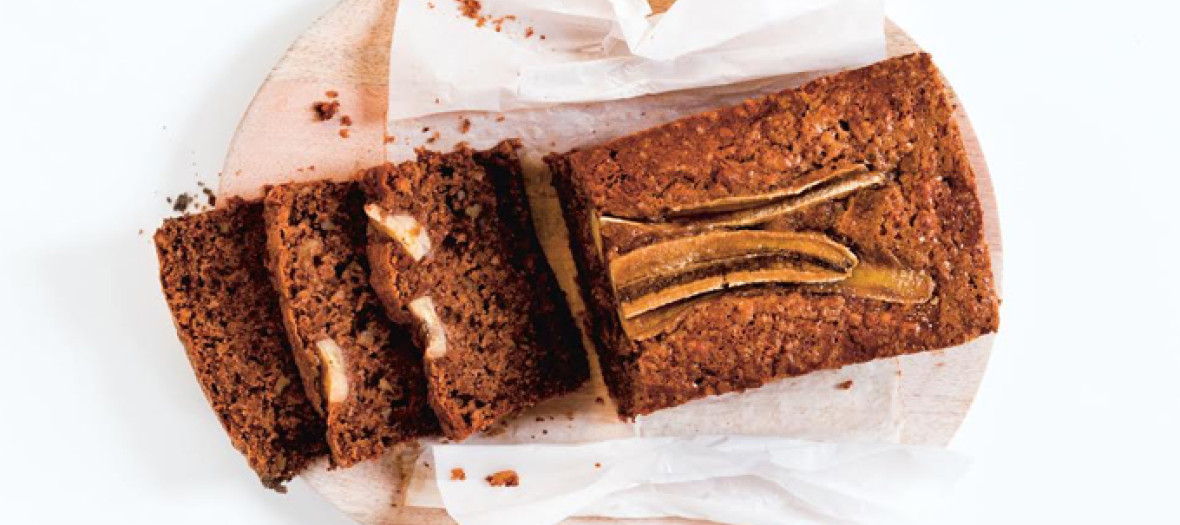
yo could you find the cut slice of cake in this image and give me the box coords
[547,53,1000,417]
[154,200,327,490]
[263,180,439,467]
[361,140,589,440]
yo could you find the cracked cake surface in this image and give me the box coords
[362,140,589,439]
[547,53,1000,417]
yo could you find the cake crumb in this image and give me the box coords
[171,193,193,213]
[426,131,440,144]
[459,118,471,133]
[340,115,353,126]
[339,128,351,139]
[325,90,339,99]
[594,462,601,468]
[495,115,506,122]
[836,380,854,390]
[201,187,217,207]
[138,229,144,235]
[594,396,604,404]
[450,468,466,481]
[486,470,519,487]
[535,417,545,422]
[456,0,481,18]
[314,100,340,121]
[384,134,396,144]
[525,27,535,38]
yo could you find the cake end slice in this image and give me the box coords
[154,201,327,490]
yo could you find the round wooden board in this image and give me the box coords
[220,1,1001,523]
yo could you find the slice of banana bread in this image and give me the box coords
[547,53,1000,417]
[361,140,589,440]
[154,201,327,490]
[263,181,439,467]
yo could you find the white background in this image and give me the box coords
[1,0,1178,523]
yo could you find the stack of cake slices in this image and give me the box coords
[154,53,999,490]
[156,141,589,489]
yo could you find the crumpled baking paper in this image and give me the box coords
[387,0,884,120]
[379,2,948,525]
[431,436,969,525]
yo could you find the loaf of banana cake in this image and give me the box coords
[264,181,439,468]
[547,53,1000,417]
[155,201,327,490]
[362,140,589,439]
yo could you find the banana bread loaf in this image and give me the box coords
[547,53,1000,417]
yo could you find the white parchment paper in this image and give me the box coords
[379,2,962,525]
[388,0,885,120]
[432,437,968,525]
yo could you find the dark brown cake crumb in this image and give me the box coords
[426,131,440,144]
[314,100,340,121]
[525,27,535,38]
[594,462,601,468]
[171,193,192,213]
[459,118,471,134]
[486,470,519,487]
[340,115,353,127]
[594,396,605,405]
[836,380,854,390]
[495,115,506,122]
[384,134,397,144]
[201,187,217,207]
[450,468,466,481]
[456,0,481,18]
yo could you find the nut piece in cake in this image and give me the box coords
[365,203,432,261]
[315,338,349,404]
[409,296,448,360]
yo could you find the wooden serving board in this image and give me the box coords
[220,1,1001,523]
